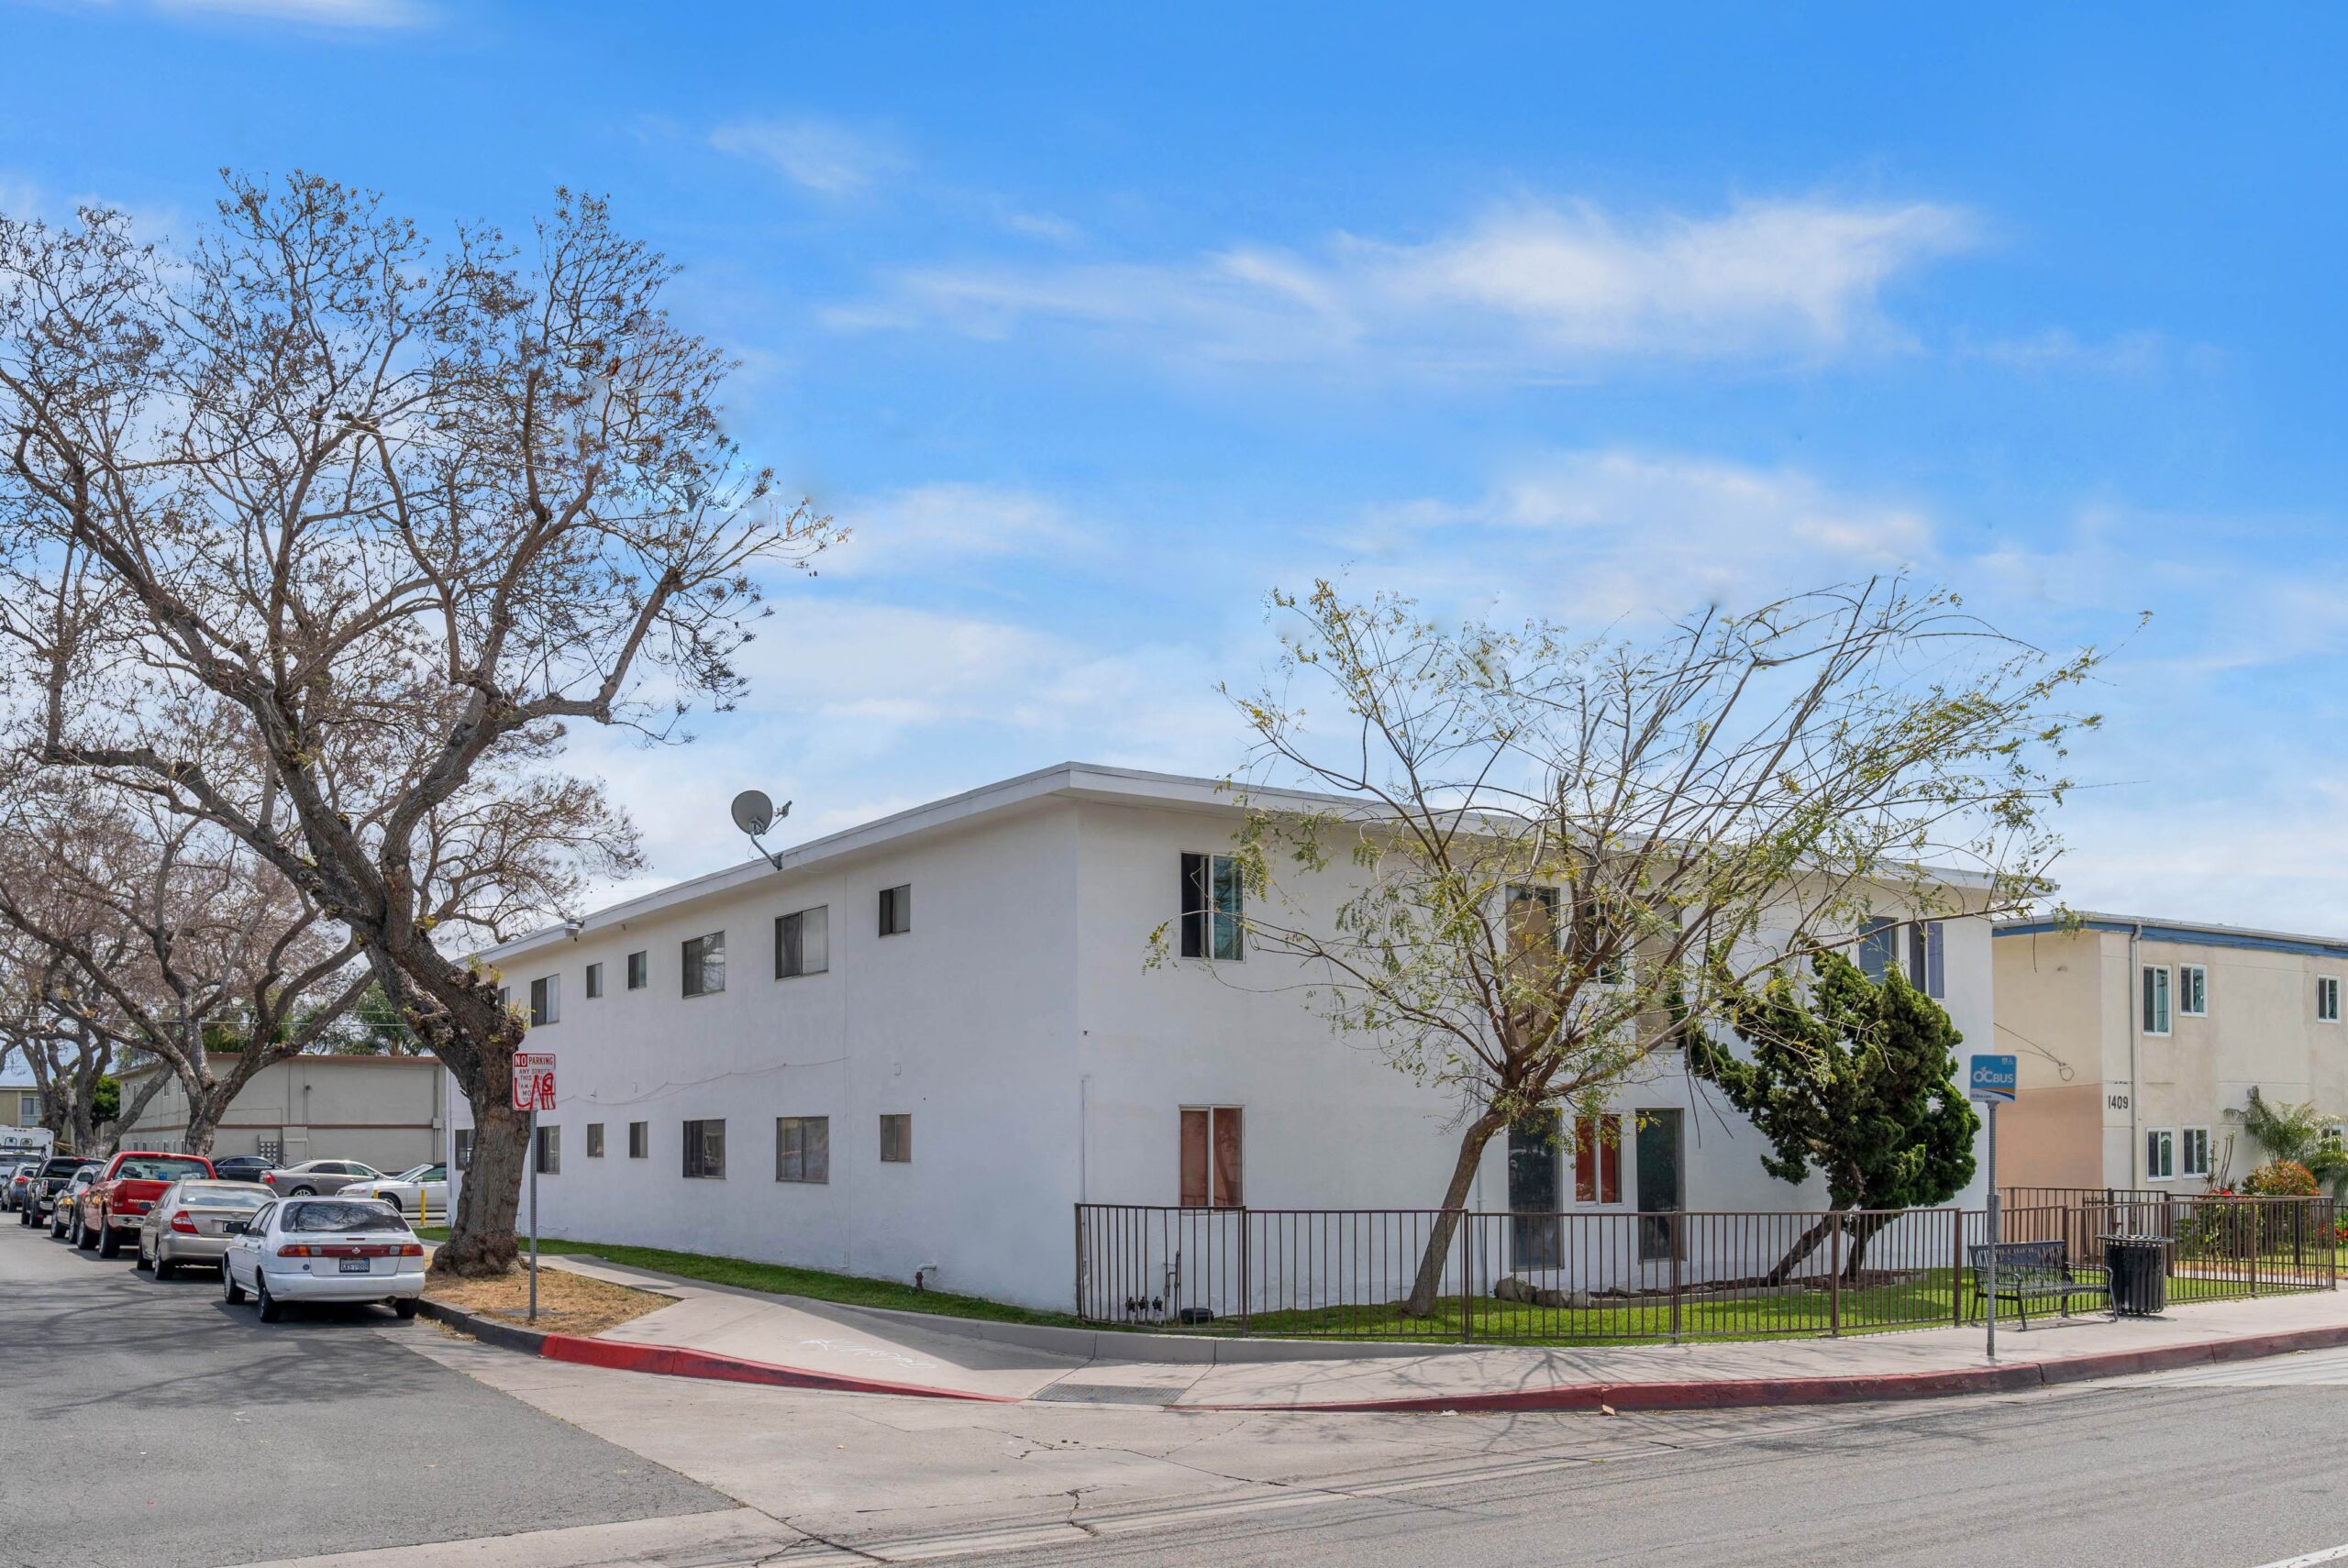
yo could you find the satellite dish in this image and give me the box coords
[730,790,774,838]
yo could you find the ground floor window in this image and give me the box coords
[534,1124,560,1176]
[452,1130,473,1172]
[683,1119,725,1178]
[1574,1113,1623,1204]
[2146,1127,2176,1181]
[777,1116,830,1183]
[628,1121,648,1159]
[1179,1106,1242,1207]
[880,1113,914,1165]
[2180,1126,2210,1179]
[586,1123,604,1159]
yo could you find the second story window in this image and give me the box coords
[1906,922,1946,999]
[2143,965,2171,1035]
[1857,917,1898,983]
[2177,964,2207,1017]
[1180,853,1244,961]
[585,962,604,999]
[528,975,559,1027]
[626,950,648,990]
[777,906,830,978]
[879,884,913,937]
[2320,976,2342,1024]
[682,932,726,998]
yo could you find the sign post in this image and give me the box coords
[1968,1054,2018,1363]
[513,1053,557,1324]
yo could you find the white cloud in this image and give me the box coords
[1338,448,1939,623]
[152,0,429,27]
[709,116,905,197]
[836,195,1977,377]
[1964,327,2168,377]
[816,483,1094,581]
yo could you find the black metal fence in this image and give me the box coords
[1073,1193,2338,1344]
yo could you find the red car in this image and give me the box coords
[79,1150,215,1258]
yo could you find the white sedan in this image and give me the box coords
[220,1198,426,1322]
[335,1164,448,1220]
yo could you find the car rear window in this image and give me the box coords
[176,1184,266,1208]
[40,1159,86,1177]
[283,1201,407,1233]
[115,1156,210,1181]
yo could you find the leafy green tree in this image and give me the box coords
[90,1074,118,1126]
[2238,1090,2348,1195]
[1689,950,1978,1281]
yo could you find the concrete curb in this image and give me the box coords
[417,1297,1018,1403]
[1189,1319,2348,1413]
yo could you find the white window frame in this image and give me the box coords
[2142,965,2171,1036]
[2176,964,2207,1017]
[776,906,830,979]
[2180,1126,2211,1179]
[2145,1127,2176,1182]
[2320,976,2342,1024]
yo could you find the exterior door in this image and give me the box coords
[1635,1109,1683,1262]
[1508,1113,1562,1269]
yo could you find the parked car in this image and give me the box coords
[79,1150,216,1257]
[220,1198,426,1322]
[209,1154,278,1184]
[4,1162,35,1212]
[135,1179,272,1278]
[23,1155,96,1229]
[335,1164,448,1220]
[49,1165,99,1240]
[259,1160,384,1198]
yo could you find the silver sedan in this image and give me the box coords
[135,1179,273,1277]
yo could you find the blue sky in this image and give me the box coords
[8,0,2348,928]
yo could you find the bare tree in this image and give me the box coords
[0,879,167,1154]
[0,777,371,1154]
[1197,580,2107,1315]
[0,173,829,1272]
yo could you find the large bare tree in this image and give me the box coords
[0,172,828,1272]
[1198,580,2107,1314]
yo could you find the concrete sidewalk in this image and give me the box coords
[449,1253,2348,1413]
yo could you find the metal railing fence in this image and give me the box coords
[1074,1194,2338,1344]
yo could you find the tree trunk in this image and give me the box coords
[1763,1214,1838,1285]
[437,1093,525,1277]
[1839,1209,1895,1282]
[110,1068,172,1154]
[1403,1110,1508,1317]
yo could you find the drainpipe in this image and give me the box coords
[2127,923,2143,1187]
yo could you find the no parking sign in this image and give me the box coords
[513,1053,557,1113]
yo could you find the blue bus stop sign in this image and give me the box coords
[1968,1054,2018,1105]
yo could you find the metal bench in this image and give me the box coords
[1966,1239,2110,1329]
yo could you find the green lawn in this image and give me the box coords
[414,1226,2320,1347]
[416,1229,1087,1329]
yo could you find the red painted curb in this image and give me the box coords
[537,1331,1021,1403]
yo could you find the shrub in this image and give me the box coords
[2245,1160,2320,1198]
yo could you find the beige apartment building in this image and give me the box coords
[1993,913,2348,1191]
[116,1055,447,1171]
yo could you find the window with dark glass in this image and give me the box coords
[879,884,913,937]
[683,1119,725,1178]
[627,1121,648,1159]
[452,1130,474,1172]
[879,1113,914,1164]
[534,1124,560,1176]
[776,907,830,978]
[586,1123,604,1158]
[529,975,559,1027]
[1179,854,1244,961]
[626,950,648,990]
[776,1117,829,1183]
[682,932,725,997]
[585,962,604,999]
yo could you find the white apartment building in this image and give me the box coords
[450,763,1999,1312]
[1994,913,2348,1192]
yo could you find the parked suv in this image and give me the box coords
[21,1156,95,1229]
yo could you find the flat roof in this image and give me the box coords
[1994,911,2348,961]
[478,759,1999,966]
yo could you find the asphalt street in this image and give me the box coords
[0,1216,729,1568]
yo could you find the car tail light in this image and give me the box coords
[169,1211,197,1233]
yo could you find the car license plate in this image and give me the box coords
[338,1257,371,1274]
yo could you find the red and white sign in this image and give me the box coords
[513,1053,557,1113]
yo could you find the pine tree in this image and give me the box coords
[1689,950,1979,1282]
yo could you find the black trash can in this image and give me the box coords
[2102,1234,2167,1316]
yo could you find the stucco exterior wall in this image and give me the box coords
[116,1055,445,1171]
[449,767,2000,1312]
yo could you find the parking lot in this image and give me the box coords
[0,1219,730,1568]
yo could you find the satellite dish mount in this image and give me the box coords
[730,789,793,870]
